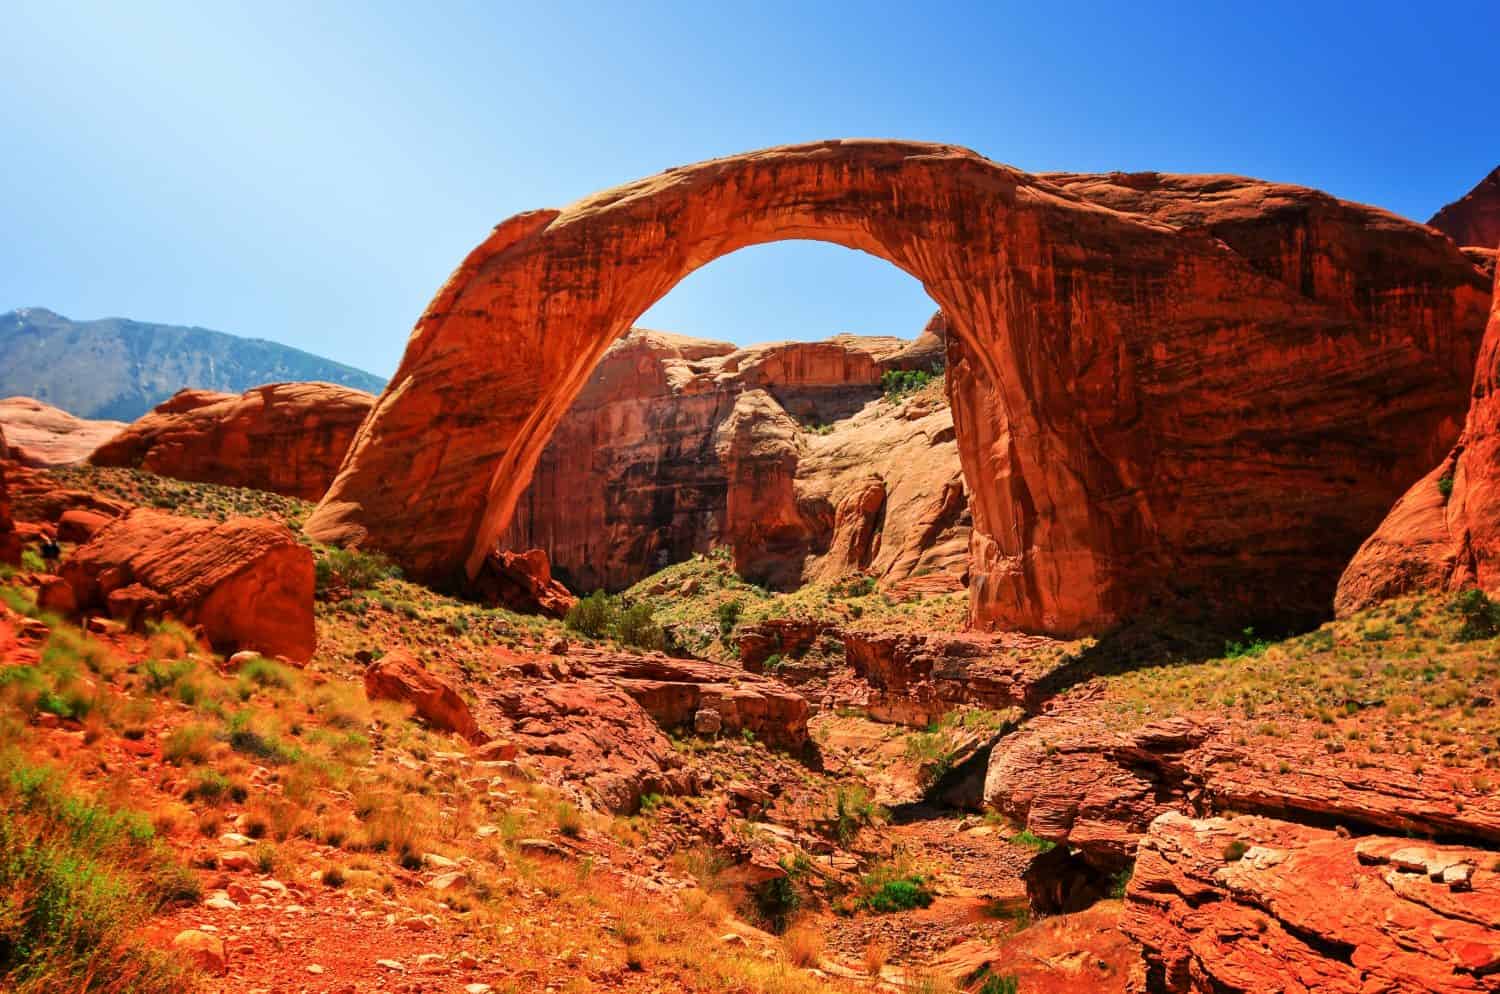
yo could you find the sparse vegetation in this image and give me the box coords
[881,365,941,400]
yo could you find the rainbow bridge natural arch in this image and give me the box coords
[306,140,1489,636]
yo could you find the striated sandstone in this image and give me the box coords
[1429,165,1500,249]
[90,382,375,500]
[52,508,315,660]
[1337,253,1500,613]
[309,141,1487,636]
[1123,812,1500,993]
[0,396,125,467]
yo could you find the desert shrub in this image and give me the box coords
[554,801,584,838]
[717,599,743,640]
[864,875,934,912]
[315,546,399,593]
[780,923,824,967]
[162,723,215,765]
[839,575,877,598]
[614,602,664,650]
[881,366,939,400]
[1010,829,1056,853]
[975,973,1020,994]
[830,786,883,845]
[1223,627,1271,659]
[239,656,292,690]
[0,752,196,993]
[752,873,802,933]
[1450,588,1500,642]
[565,590,616,638]
[1222,839,1250,862]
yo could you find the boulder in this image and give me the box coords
[364,650,484,743]
[56,508,315,660]
[0,396,126,467]
[1124,812,1500,993]
[171,929,227,975]
[1429,165,1500,249]
[90,382,376,500]
[56,508,113,544]
[1337,251,1500,613]
[472,548,576,618]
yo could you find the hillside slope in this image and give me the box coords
[0,308,386,420]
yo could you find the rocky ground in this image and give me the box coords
[4,461,1500,993]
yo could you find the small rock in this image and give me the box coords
[1443,862,1475,891]
[422,853,460,870]
[465,985,493,994]
[173,929,227,975]
[306,964,325,975]
[694,708,723,735]
[427,870,468,891]
[376,959,405,972]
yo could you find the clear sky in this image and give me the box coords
[3,1,1495,378]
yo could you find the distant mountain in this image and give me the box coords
[0,308,388,421]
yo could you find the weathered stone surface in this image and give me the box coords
[171,928,227,975]
[1124,812,1500,993]
[56,508,113,544]
[1430,165,1500,249]
[308,141,1488,636]
[471,548,575,618]
[0,396,125,467]
[498,645,810,749]
[984,710,1500,870]
[483,678,693,813]
[0,426,18,565]
[735,618,840,672]
[364,649,484,743]
[1338,255,1500,613]
[844,629,1057,726]
[90,382,375,500]
[56,509,315,660]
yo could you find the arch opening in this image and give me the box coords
[497,239,965,597]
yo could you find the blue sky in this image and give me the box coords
[3,0,1495,378]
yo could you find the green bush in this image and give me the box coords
[717,599,743,641]
[315,546,399,593]
[1223,627,1271,659]
[1438,474,1456,500]
[564,590,616,638]
[1222,839,1250,862]
[1450,588,1500,642]
[864,876,934,912]
[0,751,196,992]
[975,973,1020,994]
[615,602,664,651]
[881,367,939,400]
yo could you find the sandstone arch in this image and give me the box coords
[307,140,1489,635]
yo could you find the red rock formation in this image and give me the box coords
[472,548,576,618]
[90,382,375,500]
[307,141,1487,636]
[501,327,963,594]
[0,396,125,467]
[483,679,693,813]
[0,426,18,565]
[1430,165,1500,249]
[364,650,484,743]
[1124,812,1500,993]
[713,390,813,588]
[842,629,1055,726]
[52,509,315,660]
[1337,255,1500,613]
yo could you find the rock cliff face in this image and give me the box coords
[308,140,1488,636]
[1336,256,1500,613]
[0,426,18,565]
[90,382,375,501]
[0,397,126,467]
[500,326,965,594]
[1429,165,1500,249]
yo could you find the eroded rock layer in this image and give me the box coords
[1430,165,1500,250]
[90,382,376,501]
[308,140,1488,636]
[1124,812,1500,993]
[0,396,126,467]
[1337,255,1500,613]
[500,327,963,593]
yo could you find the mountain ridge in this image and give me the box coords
[0,307,387,420]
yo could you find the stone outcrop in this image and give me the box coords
[48,509,315,660]
[90,382,375,501]
[471,548,576,618]
[480,645,808,811]
[984,711,1500,871]
[1124,812,1500,993]
[1430,165,1500,249]
[0,396,125,467]
[364,650,484,743]
[0,426,19,565]
[1337,253,1500,613]
[500,327,964,594]
[308,140,1488,636]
